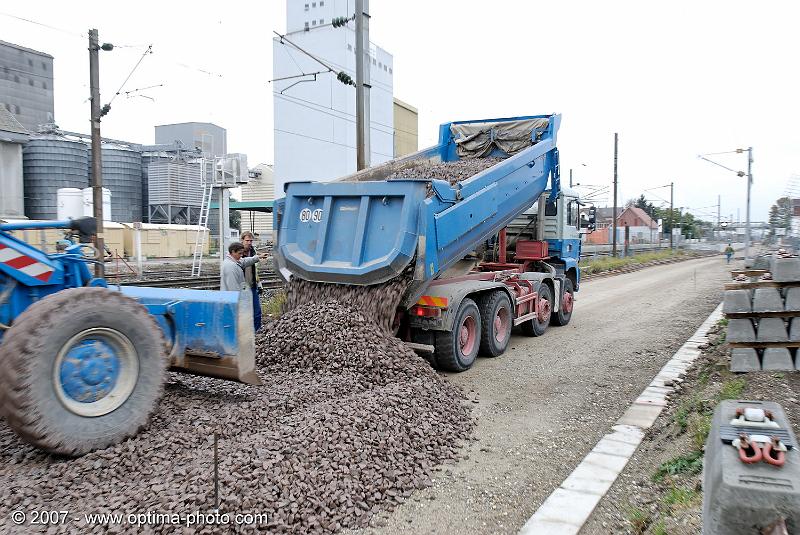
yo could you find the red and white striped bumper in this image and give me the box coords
[0,243,55,282]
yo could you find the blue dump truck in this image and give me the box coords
[275,114,595,371]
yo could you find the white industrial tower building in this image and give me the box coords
[272,0,394,197]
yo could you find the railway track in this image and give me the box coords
[117,273,285,291]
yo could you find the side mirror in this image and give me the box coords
[580,207,597,231]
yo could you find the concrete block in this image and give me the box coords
[790,318,800,342]
[723,289,752,314]
[752,288,784,312]
[727,318,756,343]
[762,347,794,371]
[785,287,800,311]
[729,348,760,372]
[756,317,789,342]
[770,256,800,282]
[703,400,800,535]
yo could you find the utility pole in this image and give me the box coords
[569,168,573,188]
[89,29,104,278]
[355,0,371,170]
[745,146,753,260]
[612,133,618,257]
[669,181,674,250]
[717,194,721,242]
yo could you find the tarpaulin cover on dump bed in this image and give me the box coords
[451,118,549,158]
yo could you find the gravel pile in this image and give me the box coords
[0,281,473,534]
[386,157,505,186]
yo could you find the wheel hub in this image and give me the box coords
[562,291,574,313]
[537,299,551,322]
[494,307,510,344]
[459,316,477,355]
[54,328,138,417]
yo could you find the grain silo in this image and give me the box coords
[141,151,172,223]
[23,135,89,219]
[89,143,143,223]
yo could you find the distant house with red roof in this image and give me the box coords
[583,205,659,244]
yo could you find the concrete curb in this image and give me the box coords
[518,302,724,535]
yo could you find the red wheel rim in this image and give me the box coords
[494,306,510,344]
[537,298,551,322]
[459,315,477,355]
[562,291,574,313]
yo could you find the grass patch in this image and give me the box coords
[689,413,712,450]
[579,250,688,275]
[719,378,746,400]
[673,394,705,431]
[652,450,703,482]
[651,519,668,535]
[263,290,287,317]
[626,506,652,534]
[662,486,700,509]
[717,317,729,327]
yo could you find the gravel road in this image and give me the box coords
[352,255,730,535]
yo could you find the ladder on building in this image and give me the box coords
[191,161,214,277]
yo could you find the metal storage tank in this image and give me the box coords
[56,188,83,220]
[81,187,111,221]
[23,135,89,220]
[141,152,171,223]
[89,143,143,223]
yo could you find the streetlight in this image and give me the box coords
[569,163,588,188]
[698,148,753,261]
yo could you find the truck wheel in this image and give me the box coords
[478,291,512,357]
[0,287,167,456]
[520,283,552,337]
[434,298,481,372]
[551,278,574,326]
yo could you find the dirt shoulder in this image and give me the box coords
[582,322,800,535]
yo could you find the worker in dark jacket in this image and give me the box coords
[240,231,263,332]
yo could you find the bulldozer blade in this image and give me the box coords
[118,286,263,385]
[171,289,262,385]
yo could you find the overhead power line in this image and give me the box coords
[108,45,153,106]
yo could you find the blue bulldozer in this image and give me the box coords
[275,113,595,371]
[0,217,259,455]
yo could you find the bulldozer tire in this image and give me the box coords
[0,287,167,456]
[478,291,512,358]
[520,283,552,337]
[434,298,481,372]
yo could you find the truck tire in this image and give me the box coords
[478,291,512,357]
[551,278,574,326]
[0,287,167,456]
[520,283,552,337]
[434,298,481,372]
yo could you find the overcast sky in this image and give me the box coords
[3,1,799,222]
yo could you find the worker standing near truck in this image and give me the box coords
[222,242,266,293]
[240,231,263,332]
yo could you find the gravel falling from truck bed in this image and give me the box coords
[0,288,473,534]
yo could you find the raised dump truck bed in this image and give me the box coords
[275,113,587,372]
[275,114,561,303]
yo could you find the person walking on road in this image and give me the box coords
[240,231,264,332]
[725,243,735,264]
